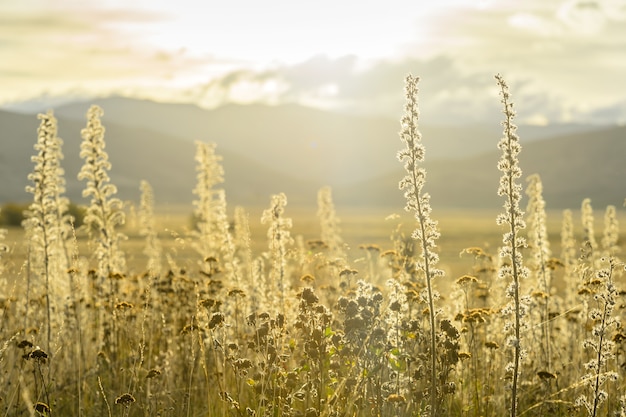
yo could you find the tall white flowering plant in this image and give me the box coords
[494,74,529,417]
[397,74,445,416]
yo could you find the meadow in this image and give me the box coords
[0,75,624,417]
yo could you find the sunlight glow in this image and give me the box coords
[1,0,625,124]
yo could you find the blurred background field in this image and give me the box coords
[4,206,623,293]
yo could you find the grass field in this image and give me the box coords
[4,206,609,287]
[1,76,625,417]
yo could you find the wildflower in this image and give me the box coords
[208,312,225,329]
[138,180,162,276]
[199,298,222,310]
[262,193,293,312]
[146,369,161,378]
[24,110,73,354]
[34,402,51,415]
[219,391,240,409]
[191,142,226,265]
[228,288,246,297]
[495,74,528,417]
[29,348,48,361]
[233,358,253,371]
[115,301,134,310]
[546,258,564,270]
[459,351,472,360]
[461,246,493,261]
[537,371,557,380]
[577,257,621,417]
[304,408,319,417]
[358,243,380,252]
[443,382,457,394]
[485,341,500,350]
[306,239,328,250]
[339,268,358,277]
[613,333,626,343]
[300,287,319,306]
[398,73,446,413]
[181,324,199,334]
[115,393,136,406]
[601,205,620,256]
[17,340,33,349]
[441,318,460,339]
[300,274,316,284]
[456,274,478,286]
[78,105,126,278]
[389,300,402,312]
[386,393,407,404]
[317,186,345,257]
[531,291,549,299]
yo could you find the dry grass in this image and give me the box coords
[1,77,625,417]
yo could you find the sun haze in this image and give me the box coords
[1,0,625,124]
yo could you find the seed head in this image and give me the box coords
[115,393,136,406]
[34,402,51,415]
[146,369,161,379]
[537,370,557,380]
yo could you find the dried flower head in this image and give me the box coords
[459,351,472,360]
[17,340,33,349]
[29,348,48,361]
[115,301,134,310]
[485,341,500,350]
[456,274,479,286]
[208,312,225,329]
[537,370,557,380]
[34,402,51,415]
[386,393,407,404]
[115,393,136,406]
[300,274,316,284]
[300,287,319,306]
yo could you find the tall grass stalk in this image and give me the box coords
[397,74,444,415]
[78,105,126,302]
[262,193,292,316]
[24,110,71,357]
[191,141,225,269]
[317,186,346,261]
[138,180,162,277]
[525,174,553,372]
[576,257,621,417]
[495,74,529,417]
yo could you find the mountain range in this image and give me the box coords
[0,97,623,211]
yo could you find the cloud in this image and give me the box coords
[176,0,626,124]
[2,0,625,125]
[190,55,571,124]
[557,0,626,33]
[193,47,626,125]
[0,4,207,104]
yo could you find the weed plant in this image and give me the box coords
[0,75,624,417]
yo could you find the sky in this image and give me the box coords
[1,0,626,124]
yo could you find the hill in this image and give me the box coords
[52,97,604,185]
[0,109,320,207]
[338,125,626,210]
[1,98,623,211]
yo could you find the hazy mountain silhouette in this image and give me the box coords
[52,97,604,185]
[1,98,623,210]
[0,109,321,207]
[338,125,626,210]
